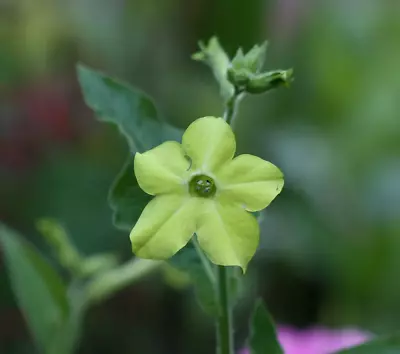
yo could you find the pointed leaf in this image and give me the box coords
[0,224,69,354]
[77,63,162,152]
[249,299,283,354]
[77,63,184,230]
[335,332,400,354]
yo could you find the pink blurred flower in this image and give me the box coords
[241,326,371,354]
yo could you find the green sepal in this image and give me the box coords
[192,36,234,101]
[228,42,268,89]
[231,42,268,74]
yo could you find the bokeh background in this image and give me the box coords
[1,0,400,353]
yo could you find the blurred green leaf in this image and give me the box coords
[77,63,163,152]
[169,242,217,316]
[335,332,400,353]
[0,224,69,354]
[249,299,283,354]
[79,253,119,277]
[192,37,234,101]
[37,219,118,277]
[169,241,240,317]
[108,156,152,231]
[162,123,184,143]
[36,218,83,276]
[77,64,183,231]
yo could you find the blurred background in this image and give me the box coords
[1,0,400,353]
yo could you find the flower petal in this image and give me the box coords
[134,141,190,195]
[130,194,199,259]
[182,116,236,172]
[217,154,284,212]
[196,199,259,271]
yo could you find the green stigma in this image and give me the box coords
[189,174,217,198]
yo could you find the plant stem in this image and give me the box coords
[86,259,162,303]
[216,266,233,354]
[192,238,216,286]
[223,90,242,127]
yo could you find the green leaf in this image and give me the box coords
[0,224,69,354]
[36,218,83,276]
[77,63,163,152]
[249,299,283,354]
[36,219,118,278]
[169,242,217,316]
[169,241,241,317]
[77,63,184,231]
[335,332,400,354]
[192,36,234,101]
[108,156,152,231]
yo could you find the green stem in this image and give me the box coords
[223,90,242,126]
[216,266,233,354]
[192,238,216,286]
[86,259,162,304]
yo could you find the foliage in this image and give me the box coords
[0,225,71,354]
[249,300,283,354]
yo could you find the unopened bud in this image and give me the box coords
[245,69,294,94]
[227,67,249,88]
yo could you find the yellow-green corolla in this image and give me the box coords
[130,116,284,271]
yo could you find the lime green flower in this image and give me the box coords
[130,117,284,271]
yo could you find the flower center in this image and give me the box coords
[189,174,217,198]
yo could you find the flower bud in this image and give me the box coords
[227,67,249,88]
[245,69,294,94]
